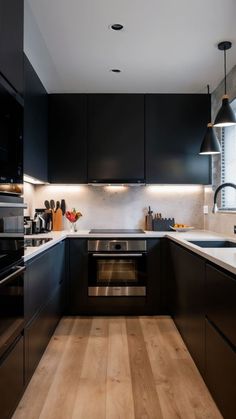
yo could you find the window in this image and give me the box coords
[221,98,236,210]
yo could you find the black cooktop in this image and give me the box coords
[89,229,145,234]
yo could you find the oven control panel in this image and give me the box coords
[88,239,147,252]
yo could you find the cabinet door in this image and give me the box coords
[0,336,24,419]
[25,242,65,323]
[145,94,210,184]
[68,239,88,314]
[169,242,205,374]
[48,94,87,183]
[24,55,48,182]
[146,239,161,313]
[25,288,62,382]
[206,264,236,347]
[88,94,145,183]
[0,0,23,94]
[205,319,236,419]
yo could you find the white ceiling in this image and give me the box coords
[26,0,236,93]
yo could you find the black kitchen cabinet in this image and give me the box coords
[205,319,236,419]
[68,239,88,314]
[145,94,210,184]
[169,241,205,374]
[24,242,65,383]
[146,239,162,313]
[0,336,24,419]
[24,55,48,182]
[206,263,236,347]
[87,94,145,183]
[25,287,63,382]
[48,94,87,183]
[0,0,23,94]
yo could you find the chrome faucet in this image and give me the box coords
[212,182,236,213]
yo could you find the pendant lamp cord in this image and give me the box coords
[224,47,227,95]
[207,84,211,121]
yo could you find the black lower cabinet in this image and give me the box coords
[205,319,236,419]
[0,336,24,419]
[25,287,63,382]
[24,242,66,384]
[169,242,205,375]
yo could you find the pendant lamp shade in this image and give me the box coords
[214,95,236,127]
[199,123,221,155]
[214,41,236,127]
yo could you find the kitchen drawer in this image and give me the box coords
[205,319,236,419]
[25,287,62,382]
[0,336,24,419]
[206,264,236,347]
[25,241,65,323]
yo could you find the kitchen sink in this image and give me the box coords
[188,240,236,248]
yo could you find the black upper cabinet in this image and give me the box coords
[48,94,87,183]
[145,94,210,184]
[87,94,145,183]
[24,56,48,182]
[0,0,23,94]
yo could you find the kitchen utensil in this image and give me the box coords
[55,201,60,212]
[44,200,50,210]
[61,199,66,215]
[50,200,55,211]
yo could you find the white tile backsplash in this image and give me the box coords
[24,183,205,230]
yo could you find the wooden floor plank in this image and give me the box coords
[12,317,75,419]
[126,317,163,419]
[13,316,222,419]
[106,318,135,419]
[38,317,92,419]
[71,317,109,419]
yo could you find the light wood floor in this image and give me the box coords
[13,317,222,419]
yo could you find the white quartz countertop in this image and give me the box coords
[24,229,236,275]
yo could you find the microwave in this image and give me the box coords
[0,74,23,184]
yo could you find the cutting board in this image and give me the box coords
[53,208,63,231]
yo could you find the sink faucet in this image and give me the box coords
[212,182,236,213]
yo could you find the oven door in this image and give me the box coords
[88,252,147,296]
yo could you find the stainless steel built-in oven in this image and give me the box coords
[88,239,147,296]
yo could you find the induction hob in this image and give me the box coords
[89,229,145,234]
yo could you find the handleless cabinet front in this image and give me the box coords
[88,94,145,183]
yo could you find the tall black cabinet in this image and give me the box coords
[0,0,23,94]
[145,94,210,184]
[48,94,87,183]
[24,56,48,182]
[87,94,145,183]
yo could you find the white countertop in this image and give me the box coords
[24,229,236,275]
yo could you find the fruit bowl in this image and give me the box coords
[170,225,194,232]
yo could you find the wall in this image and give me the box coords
[204,64,236,237]
[24,183,204,231]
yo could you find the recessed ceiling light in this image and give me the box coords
[110,24,123,31]
[110,69,121,73]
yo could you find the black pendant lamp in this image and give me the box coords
[199,85,221,155]
[214,41,236,127]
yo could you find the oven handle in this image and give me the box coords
[0,202,27,208]
[0,266,25,286]
[92,253,144,257]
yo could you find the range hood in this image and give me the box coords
[88,179,146,186]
